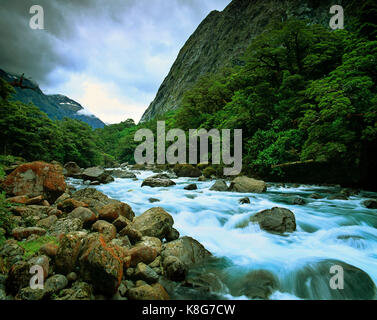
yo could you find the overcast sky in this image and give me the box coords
[0,0,231,123]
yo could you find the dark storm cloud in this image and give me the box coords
[0,0,231,122]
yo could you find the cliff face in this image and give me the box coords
[141,0,352,122]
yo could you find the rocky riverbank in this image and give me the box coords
[1,160,377,300]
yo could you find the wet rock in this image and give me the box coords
[63,162,82,178]
[134,263,159,284]
[363,199,377,209]
[69,207,97,228]
[45,274,68,294]
[251,207,296,234]
[229,270,278,299]
[166,228,180,242]
[110,170,137,179]
[310,193,323,199]
[113,216,131,232]
[229,176,267,193]
[79,234,124,295]
[81,167,113,184]
[132,207,174,240]
[328,194,349,200]
[67,272,78,283]
[119,226,143,243]
[209,180,228,192]
[98,201,135,222]
[161,236,212,268]
[12,227,46,240]
[239,197,250,204]
[92,220,117,242]
[184,184,198,191]
[291,197,307,206]
[173,164,201,178]
[141,178,176,188]
[163,256,188,282]
[148,198,160,203]
[293,259,376,300]
[1,161,66,203]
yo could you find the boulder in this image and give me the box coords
[110,170,137,179]
[69,207,97,228]
[161,236,211,268]
[36,215,58,229]
[12,227,46,240]
[134,263,159,284]
[363,199,377,209]
[98,202,135,222]
[1,161,66,203]
[49,218,83,236]
[166,228,180,242]
[229,176,267,193]
[119,225,143,243]
[54,281,94,300]
[251,207,296,234]
[141,178,176,188]
[126,246,158,267]
[126,283,169,300]
[92,220,117,242]
[55,233,83,274]
[239,197,251,204]
[210,180,228,192]
[163,256,187,282]
[135,236,162,255]
[113,216,131,232]
[184,184,198,191]
[45,274,69,294]
[173,164,201,178]
[57,198,89,213]
[131,207,174,240]
[63,162,81,178]
[79,234,124,295]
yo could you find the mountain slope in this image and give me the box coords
[0,68,106,129]
[141,0,354,122]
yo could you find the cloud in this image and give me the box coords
[0,0,232,123]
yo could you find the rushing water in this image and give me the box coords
[68,170,377,300]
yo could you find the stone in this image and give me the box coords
[165,228,180,242]
[184,184,198,191]
[173,164,201,178]
[148,198,160,203]
[6,195,29,204]
[228,176,267,193]
[11,227,46,240]
[36,215,58,229]
[92,220,117,242]
[239,197,251,204]
[126,246,158,267]
[134,263,159,284]
[67,272,78,282]
[310,193,323,199]
[291,197,307,206]
[111,170,137,179]
[98,201,135,222]
[363,199,377,209]
[55,233,83,275]
[57,198,89,213]
[39,242,59,257]
[209,180,228,192]
[113,216,131,232]
[63,162,81,177]
[126,283,169,300]
[141,178,176,188]
[49,218,83,236]
[81,167,114,184]
[163,256,188,282]
[55,281,94,300]
[251,207,296,234]
[119,226,143,243]
[135,236,162,255]
[17,287,46,300]
[161,236,211,268]
[79,234,124,295]
[1,161,66,203]
[131,207,174,240]
[25,195,44,205]
[69,207,97,228]
[45,274,69,294]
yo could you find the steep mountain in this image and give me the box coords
[141,0,355,121]
[0,68,106,129]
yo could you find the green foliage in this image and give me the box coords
[18,235,58,259]
[0,192,15,238]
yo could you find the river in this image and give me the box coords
[68,170,377,300]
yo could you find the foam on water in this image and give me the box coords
[68,170,377,300]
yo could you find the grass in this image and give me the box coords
[18,235,59,259]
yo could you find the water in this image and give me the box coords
[68,170,377,300]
